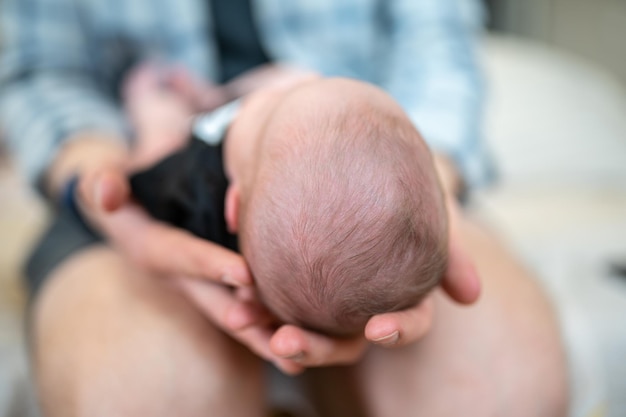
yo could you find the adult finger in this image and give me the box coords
[175,278,269,331]
[176,278,303,374]
[178,278,271,356]
[364,296,434,348]
[226,286,277,331]
[269,325,367,368]
[441,228,481,305]
[78,166,130,213]
[102,205,252,286]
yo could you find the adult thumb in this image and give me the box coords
[80,167,130,213]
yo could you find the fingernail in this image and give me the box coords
[221,274,243,287]
[372,331,400,346]
[222,265,251,287]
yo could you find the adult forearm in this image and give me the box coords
[0,74,129,191]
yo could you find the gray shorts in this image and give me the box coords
[25,206,103,300]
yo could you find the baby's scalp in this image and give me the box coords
[240,79,448,336]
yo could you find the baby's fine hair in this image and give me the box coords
[241,86,448,336]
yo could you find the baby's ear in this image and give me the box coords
[224,185,240,233]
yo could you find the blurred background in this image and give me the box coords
[1,1,625,416]
[488,0,626,85]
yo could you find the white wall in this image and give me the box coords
[495,0,626,86]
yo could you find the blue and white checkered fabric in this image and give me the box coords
[0,0,492,187]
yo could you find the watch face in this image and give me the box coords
[192,100,241,145]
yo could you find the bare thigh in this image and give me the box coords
[309,218,569,417]
[31,245,265,417]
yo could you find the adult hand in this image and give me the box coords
[362,154,480,348]
[54,68,278,374]
[56,135,251,288]
[175,277,308,374]
[63,85,276,373]
[361,156,480,349]
[44,67,289,374]
[363,195,480,349]
[205,292,434,373]
[122,63,229,170]
[175,275,368,375]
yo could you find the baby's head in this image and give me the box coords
[236,79,448,337]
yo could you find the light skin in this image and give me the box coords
[32,66,567,416]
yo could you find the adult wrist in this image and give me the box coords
[45,132,129,200]
[59,175,93,230]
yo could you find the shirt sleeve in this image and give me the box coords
[383,0,492,187]
[0,0,129,186]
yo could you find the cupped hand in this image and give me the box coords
[175,278,306,374]
[75,61,241,278]
[174,276,368,375]
[75,161,251,286]
[361,193,479,349]
[263,297,434,371]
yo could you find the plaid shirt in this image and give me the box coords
[0,0,491,187]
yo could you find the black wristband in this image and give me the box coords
[61,176,89,228]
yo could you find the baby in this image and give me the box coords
[128,72,448,337]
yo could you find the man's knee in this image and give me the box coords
[31,246,264,417]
